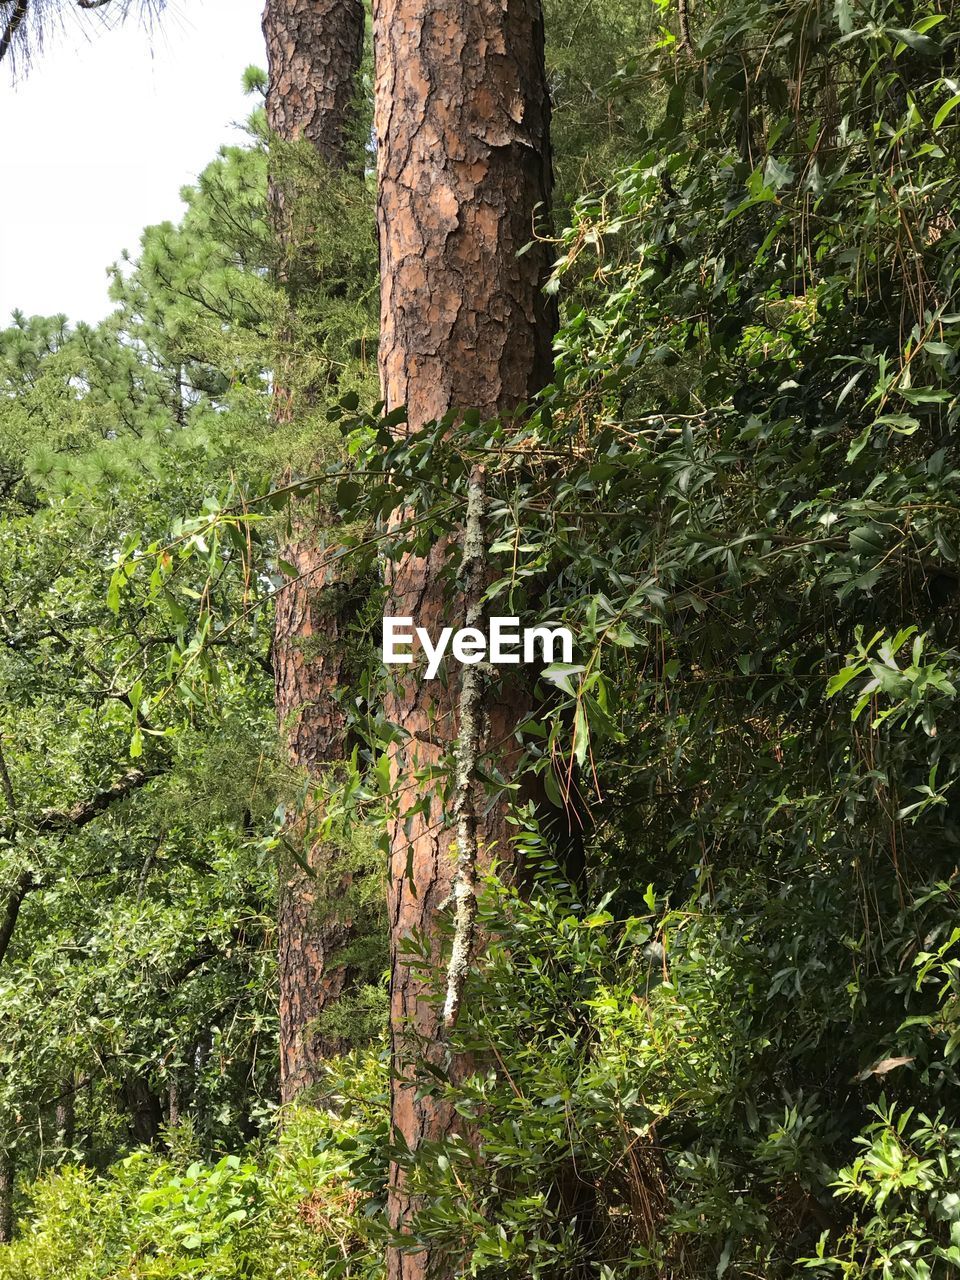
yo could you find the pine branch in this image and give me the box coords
[0,0,29,65]
[443,467,487,1030]
[2,0,165,68]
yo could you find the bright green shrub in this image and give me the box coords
[810,1102,960,1278]
[0,1079,388,1280]
[379,872,960,1278]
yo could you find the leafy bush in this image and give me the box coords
[810,1101,960,1278]
[0,1078,388,1280]
[374,871,960,1278]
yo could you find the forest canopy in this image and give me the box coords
[2,0,960,1276]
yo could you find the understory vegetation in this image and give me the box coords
[5,0,960,1275]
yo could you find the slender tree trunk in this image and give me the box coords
[122,1073,163,1147]
[0,1150,12,1244]
[262,0,367,1104]
[274,533,366,1100]
[55,1079,75,1154]
[192,1027,212,1133]
[371,2,555,1274]
[167,1080,183,1129]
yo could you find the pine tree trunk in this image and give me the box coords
[274,532,366,1101]
[371,2,555,1274]
[0,1150,12,1244]
[262,0,367,1104]
[262,0,364,168]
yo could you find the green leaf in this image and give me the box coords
[827,664,864,697]
[337,479,362,511]
[762,155,794,191]
[849,524,886,556]
[891,27,940,55]
[717,1238,733,1277]
[107,566,124,616]
[847,423,873,461]
[541,663,586,694]
[933,93,960,130]
[162,589,188,628]
[573,707,590,766]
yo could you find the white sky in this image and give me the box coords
[0,0,267,325]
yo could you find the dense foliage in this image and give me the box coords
[6,0,960,1276]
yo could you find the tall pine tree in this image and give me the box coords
[263,0,370,1103]
[371,0,556,1274]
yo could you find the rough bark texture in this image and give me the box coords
[374,0,555,429]
[262,0,365,164]
[55,1081,75,1154]
[167,1080,182,1129]
[274,547,363,1100]
[263,0,367,1104]
[0,1150,12,1244]
[371,2,555,1274]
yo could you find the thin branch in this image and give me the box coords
[677,0,694,61]
[0,765,163,969]
[36,767,158,832]
[443,466,487,1030]
[136,833,164,902]
[0,740,28,967]
[0,870,34,968]
[163,944,217,990]
[0,741,17,828]
[42,1073,98,1110]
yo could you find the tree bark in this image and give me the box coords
[0,1150,12,1244]
[55,1079,75,1154]
[166,1082,181,1129]
[273,510,365,1105]
[262,0,368,1103]
[122,1073,163,1147]
[262,0,364,167]
[371,2,555,1275]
